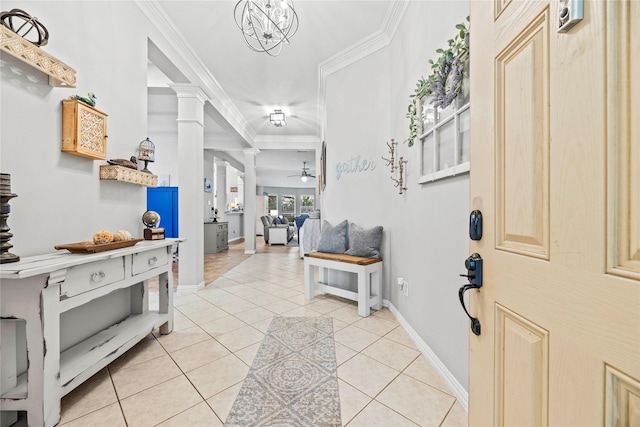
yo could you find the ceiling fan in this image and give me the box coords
[288,161,316,182]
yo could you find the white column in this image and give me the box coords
[215,159,227,219]
[170,84,207,293]
[243,148,259,254]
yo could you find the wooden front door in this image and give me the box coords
[469,1,640,425]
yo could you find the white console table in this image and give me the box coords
[0,239,182,427]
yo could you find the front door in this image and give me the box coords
[469,1,640,425]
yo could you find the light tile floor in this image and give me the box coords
[59,246,468,426]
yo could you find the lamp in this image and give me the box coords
[234,0,299,57]
[301,174,308,183]
[137,137,155,174]
[270,109,286,127]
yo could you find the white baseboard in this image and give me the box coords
[384,299,469,411]
[229,237,243,243]
[244,250,256,255]
[175,281,204,295]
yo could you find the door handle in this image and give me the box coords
[459,253,483,336]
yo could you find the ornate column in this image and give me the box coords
[169,84,207,292]
[243,148,259,254]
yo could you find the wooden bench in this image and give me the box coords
[304,252,383,317]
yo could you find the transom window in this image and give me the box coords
[417,79,470,183]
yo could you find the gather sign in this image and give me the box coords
[336,155,377,180]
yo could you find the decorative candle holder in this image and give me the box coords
[0,173,20,263]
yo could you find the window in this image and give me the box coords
[300,195,315,213]
[280,195,295,219]
[417,79,470,183]
[267,194,278,215]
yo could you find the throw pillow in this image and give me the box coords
[275,217,282,224]
[345,223,383,258]
[317,219,348,254]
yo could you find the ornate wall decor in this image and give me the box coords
[382,139,407,194]
[406,17,469,147]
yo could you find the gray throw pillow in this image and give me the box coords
[317,220,348,254]
[345,223,383,258]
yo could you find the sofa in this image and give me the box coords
[260,215,294,244]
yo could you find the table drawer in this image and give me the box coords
[60,257,125,299]
[132,247,168,275]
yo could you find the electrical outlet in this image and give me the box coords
[397,277,404,292]
[403,280,409,297]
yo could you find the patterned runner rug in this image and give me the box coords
[224,316,341,427]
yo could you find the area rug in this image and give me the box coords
[224,316,341,427]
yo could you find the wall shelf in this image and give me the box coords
[0,26,76,87]
[100,165,158,187]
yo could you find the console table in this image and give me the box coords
[0,239,182,427]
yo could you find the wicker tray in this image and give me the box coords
[55,238,143,254]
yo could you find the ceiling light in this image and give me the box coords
[234,0,299,57]
[301,175,308,183]
[270,109,286,127]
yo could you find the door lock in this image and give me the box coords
[458,253,483,336]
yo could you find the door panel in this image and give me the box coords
[609,1,640,279]
[496,10,549,258]
[495,305,548,426]
[469,1,640,425]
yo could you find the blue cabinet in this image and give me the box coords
[147,187,178,238]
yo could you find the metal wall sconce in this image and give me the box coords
[382,139,407,194]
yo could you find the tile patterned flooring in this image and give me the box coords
[59,239,468,426]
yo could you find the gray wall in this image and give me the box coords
[322,1,470,392]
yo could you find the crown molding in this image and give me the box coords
[316,0,409,137]
[136,0,256,145]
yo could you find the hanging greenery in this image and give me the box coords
[406,17,470,147]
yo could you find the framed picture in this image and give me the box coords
[158,175,171,186]
[204,178,212,193]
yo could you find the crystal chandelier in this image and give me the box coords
[234,0,299,57]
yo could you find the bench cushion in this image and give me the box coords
[305,251,382,266]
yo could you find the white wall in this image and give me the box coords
[0,1,153,256]
[323,1,470,391]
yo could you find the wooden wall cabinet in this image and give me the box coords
[62,100,108,160]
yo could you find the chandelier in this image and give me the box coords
[234,0,299,57]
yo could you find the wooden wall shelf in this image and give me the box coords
[100,165,158,187]
[0,26,76,87]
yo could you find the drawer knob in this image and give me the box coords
[91,271,106,282]
[148,256,158,266]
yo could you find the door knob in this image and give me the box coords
[458,253,483,336]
